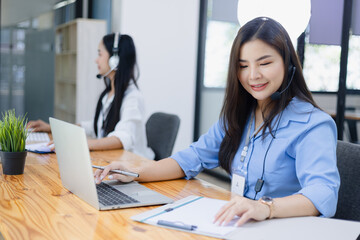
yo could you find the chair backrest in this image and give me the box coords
[334,140,360,221]
[346,119,358,143]
[345,106,358,143]
[146,112,180,160]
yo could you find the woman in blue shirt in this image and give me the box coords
[94,17,340,226]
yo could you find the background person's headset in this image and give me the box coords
[96,32,121,79]
[108,32,120,70]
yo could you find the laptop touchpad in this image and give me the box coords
[107,181,156,196]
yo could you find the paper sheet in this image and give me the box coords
[147,197,239,236]
[26,142,54,153]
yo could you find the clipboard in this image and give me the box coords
[131,196,360,240]
[131,195,239,239]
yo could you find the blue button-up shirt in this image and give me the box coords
[171,97,340,217]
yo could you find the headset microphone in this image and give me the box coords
[271,66,296,100]
[96,67,115,79]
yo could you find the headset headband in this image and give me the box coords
[113,32,120,55]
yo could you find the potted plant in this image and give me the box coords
[0,109,28,175]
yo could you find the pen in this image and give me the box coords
[157,220,197,231]
[92,165,139,178]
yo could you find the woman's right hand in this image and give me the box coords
[27,119,51,133]
[94,161,137,184]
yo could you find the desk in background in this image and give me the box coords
[0,150,359,240]
[328,110,360,121]
[328,110,360,143]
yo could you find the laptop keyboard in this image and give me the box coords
[96,182,139,206]
[27,132,50,143]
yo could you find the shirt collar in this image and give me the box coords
[280,97,314,125]
[255,97,314,137]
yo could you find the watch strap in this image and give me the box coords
[259,196,274,219]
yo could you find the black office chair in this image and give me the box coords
[333,140,360,221]
[345,107,359,144]
[146,112,180,160]
[346,119,358,143]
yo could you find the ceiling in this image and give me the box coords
[1,0,58,27]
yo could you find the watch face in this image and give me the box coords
[262,196,273,202]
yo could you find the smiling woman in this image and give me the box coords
[94,17,340,227]
[237,39,285,106]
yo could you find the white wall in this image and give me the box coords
[113,0,200,153]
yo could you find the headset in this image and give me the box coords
[253,43,296,198]
[271,37,297,100]
[109,32,121,70]
[96,32,121,79]
[270,63,296,100]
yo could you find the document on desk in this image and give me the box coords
[26,131,53,153]
[131,195,239,238]
[132,195,360,240]
[26,142,54,154]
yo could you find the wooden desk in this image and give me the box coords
[0,150,230,240]
[1,151,360,240]
[328,110,360,121]
[343,111,360,121]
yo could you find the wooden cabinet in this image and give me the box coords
[54,19,106,123]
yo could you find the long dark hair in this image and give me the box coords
[93,33,138,137]
[219,17,318,173]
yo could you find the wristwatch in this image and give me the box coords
[259,196,274,219]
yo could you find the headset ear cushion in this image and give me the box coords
[109,55,119,70]
[287,64,296,79]
[288,64,293,74]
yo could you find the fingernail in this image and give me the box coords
[108,175,113,180]
[100,175,104,180]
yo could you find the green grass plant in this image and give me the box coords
[0,109,28,152]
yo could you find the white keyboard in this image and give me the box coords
[27,132,50,143]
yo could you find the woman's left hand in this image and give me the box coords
[213,195,270,227]
[47,140,55,151]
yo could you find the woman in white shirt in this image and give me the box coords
[28,33,154,159]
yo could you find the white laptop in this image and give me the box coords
[49,117,173,210]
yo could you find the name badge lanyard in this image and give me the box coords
[240,112,264,162]
[231,112,263,196]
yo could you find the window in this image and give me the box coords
[303,39,341,92]
[303,34,360,92]
[347,35,360,90]
[203,21,239,88]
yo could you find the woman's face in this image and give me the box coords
[95,41,111,76]
[237,39,285,106]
